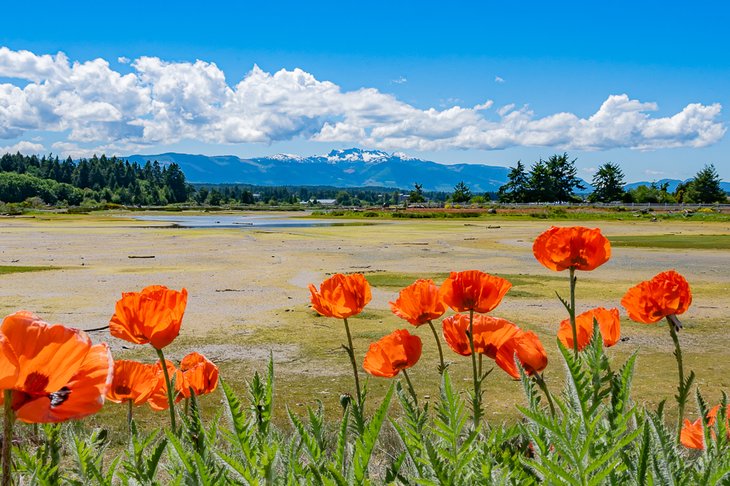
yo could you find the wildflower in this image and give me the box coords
[175,352,219,398]
[0,311,112,423]
[106,360,160,405]
[495,330,549,379]
[621,270,691,324]
[439,270,511,313]
[533,226,611,272]
[147,360,178,411]
[680,418,704,449]
[441,314,518,357]
[389,279,446,326]
[363,330,422,378]
[309,273,372,319]
[557,307,621,351]
[109,285,188,350]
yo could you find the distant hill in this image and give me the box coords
[124,148,511,192]
[624,178,730,193]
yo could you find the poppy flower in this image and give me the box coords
[175,352,219,398]
[309,273,372,319]
[0,311,113,423]
[557,307,621,351]
[441,314,519,357]
[389,279,446,326]
[439,270,511,314]
[147,359,178,411]
[494,330,549,379]
[106,360,160,405]
[109,285,188,350]
[680,418,704,449]
[621,270,692,324]
[533,226,611,272]
[363,329,422,378]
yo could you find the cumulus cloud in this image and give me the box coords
[0,47,725,155]
[0,140,46,154]
[495,76,505,84]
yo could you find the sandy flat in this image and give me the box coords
[1,211,729,414]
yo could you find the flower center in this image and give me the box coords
[23,372,50,393]
[115,385,132,396]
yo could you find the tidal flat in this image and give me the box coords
[1,211,728,430]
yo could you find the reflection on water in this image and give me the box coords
[132,214,373,229]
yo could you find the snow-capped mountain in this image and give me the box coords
[124,148,511,192]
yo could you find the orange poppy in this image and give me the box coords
[680,418,704,449]
[439,270,511,314]
[109,285,188,350]
[621,270,692,324]
[0,311,113,423]
[533,226,611,272]
[147,359,178,411]
[494,330,549,379]
[309,273,372,319]
[441,314,519,357]
[389,279,446,326]
[106,360,160,405]
[175,352,219,398]
[557,307,621,351]
[363,329,422,378]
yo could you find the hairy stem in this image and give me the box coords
[126,399,133,436]
[2,390,13,486]
[342,318,362,403]
[569,266,579,357]
[155,347,177,433]
[668,319,686,442]
[402,369,418,407]
[427,320,446,374]
[467,309,482,428]
[533,373,556,417]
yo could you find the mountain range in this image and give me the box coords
[124,148,729,194]
[124,148,510,192]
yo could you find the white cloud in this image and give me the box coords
[391,76,407,84]
[0,47,725,156]
[0,140,46,154]
[117,56,130,64]
[495,76,505,84]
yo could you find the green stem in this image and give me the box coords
[533,373,556,416]
[342,318,362,403]
[126,399,133,436]
[155,348,177,433]
[467,309,482,428]
[2,390,14,486]
[569,266,578,357]
[427,320,446,374]
[668,319,686,442]
[402,369,418,406]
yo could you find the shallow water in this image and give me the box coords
[132,214,354,228]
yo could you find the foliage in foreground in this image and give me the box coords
[9,337,730,484]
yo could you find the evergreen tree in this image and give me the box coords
[588,162,626,203]
[527,160,552,202]
[684,164,726,203]
[545,153,584,201]
[409,183,426,203]
[498,161,529,202]
[451,181,472,203]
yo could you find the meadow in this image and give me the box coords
[0,210,729,482]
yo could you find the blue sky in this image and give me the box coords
[1,0,728,182]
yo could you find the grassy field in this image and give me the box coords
[1,211,729,439]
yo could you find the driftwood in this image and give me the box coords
[127,255,155,259]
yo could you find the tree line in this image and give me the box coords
[0,153,190,206]
[497,154,726,204]
[0,151,725,208]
